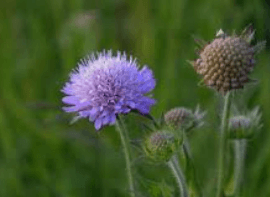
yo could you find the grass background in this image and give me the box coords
[0,0,270,196]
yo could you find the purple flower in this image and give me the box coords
[62,50,156,130]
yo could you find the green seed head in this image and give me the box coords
[164,106,206,131]
[144,131,180,162]
[165,107,194,130]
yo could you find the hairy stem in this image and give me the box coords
[234,139,247,197]
[116,115,135,197]
[182,131,203,197]
[216,92,231,197]
[168,155,189,197]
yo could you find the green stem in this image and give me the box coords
[168,155,189,197]
[144,113,160,128]
[182,131,203,197]
[234,139,247,197]
[216,92,231,197]
[116,115,135,197]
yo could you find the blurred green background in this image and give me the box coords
[1,0,270,196]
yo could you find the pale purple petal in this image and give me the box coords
[62,96,79,105]
[120,107,131,114]
[94,118,103,130]
[136,103,150,114]
[136,97,156,114]
[109,114,116,125]
[102,115,111,125]
[89,107,99,121]
[126,101,136,108]
[61,84,74,95]
[79,110,92,117]
[139,97,156,106]
[63,106,79,112]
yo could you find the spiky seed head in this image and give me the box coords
[164,106,206,131]
[144,131,181,162]
[194,37,254,94]
[193,27,265,94]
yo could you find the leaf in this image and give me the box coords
[253,41,266,55]
[159,112,166,127]
[197,79,206,87]
[192,35,207,48]
[69,116,82,125]
[241,24,255,43]
[186,60,195,67]
[141,123,155,132]
[216,29,226,37]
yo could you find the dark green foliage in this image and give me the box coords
[0,0,270,196]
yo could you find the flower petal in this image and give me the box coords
[120,107,131,113]
[61,82,76,95]
[135,97,156,114]
[135,103,150,114]
[89,107,99,121]
[140,79,156,93]
[139,97,156,106]
[126,101,136,108]
[63,106,79,112]
[94,118,103,130]
[109,114,116,125]
[102,115,111,125]
[62,96,79,105]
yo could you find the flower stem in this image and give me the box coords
[144,113,160,128]
[168,155,189,197]
[234,139,247,197]
[116,115,135,197]
[182,131,203,197]
[216,92,231,197]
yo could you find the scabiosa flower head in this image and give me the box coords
[164,106,206,131]
[62,50,156,130]
[192,27,266,94]
[144,131,181,162]
[229,107,262,139]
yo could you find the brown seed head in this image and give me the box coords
[194,36,255,94]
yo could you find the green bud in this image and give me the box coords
[164,106,206,131]
[228,107,262,139]
[144,131,181,162]
[229,116,252,139]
